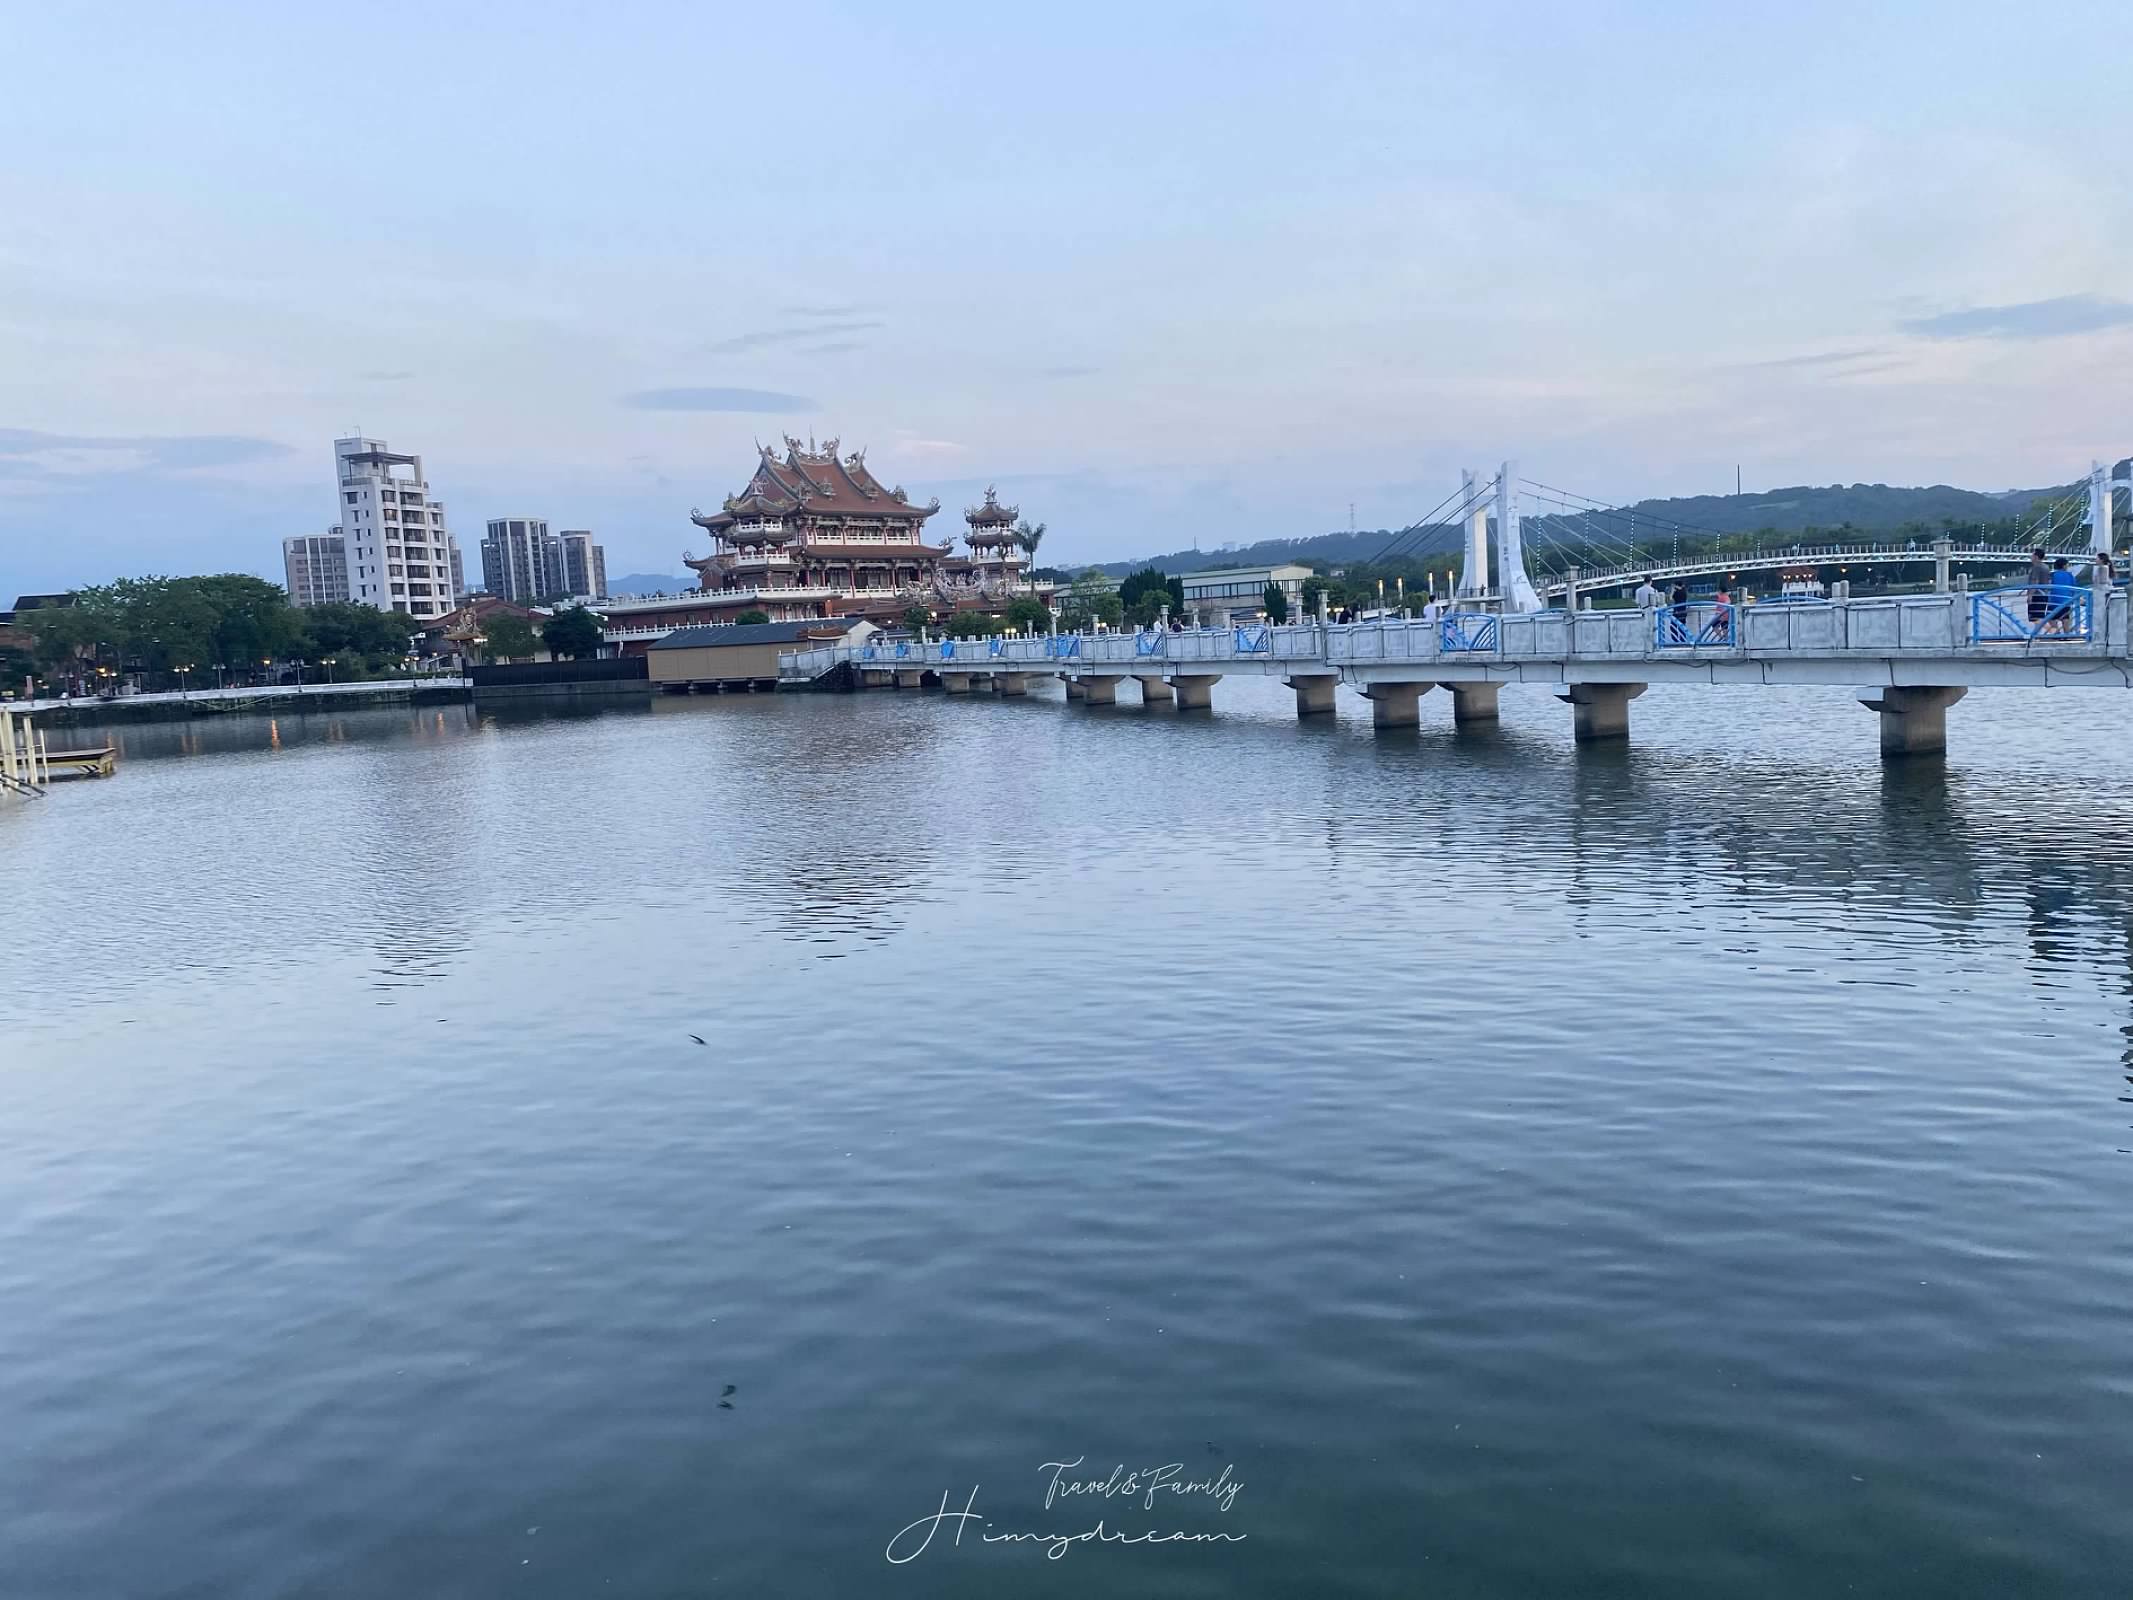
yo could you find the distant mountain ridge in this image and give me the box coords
[1094,479,2089,576]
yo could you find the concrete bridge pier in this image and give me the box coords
[1135,675,1174,703]
[1449,683,1501,724]
[1063,678,1087,701]
[1287,674,1338,717]
[894,669,924,689]
[860,668,895,689]
[941,673,976,694]
[1080,676,1122,705]
[1558,682,1646,741]
[1365,681,1434,728]
[993,673,1030,696]
[1172,674,1221,709]
[1860,685,1966,757]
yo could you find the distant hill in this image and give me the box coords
[1094,479,2091,577]
[607,572,697,597]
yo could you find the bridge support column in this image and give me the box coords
[1172,673,1220,709]
[1063,677,1087,701]
[894,669,924,689]
[1080,676,1121,705]
[1449,682,1501,724]
[1287,674,1338,717]
[1558,682,1646,741]
[1135,675,1174,703]
[993,673,1029,696]
[1366,681,1433,728]
[860,668,894,689]
[1859,685,1966,758]
[941,673,976,695]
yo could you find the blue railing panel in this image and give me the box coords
[1652,605,1738,649]
[1970,584,2092,644]
[939,640,956,660]
[1134,631,1166,657]
[1439,614,1498,653]
[1045,635,1083,659]
[1233,624,1271,654]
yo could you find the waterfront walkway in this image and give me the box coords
[783,587,2133,756]
[13,678,469,715]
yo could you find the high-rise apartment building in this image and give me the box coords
[333,437,463,621]
[480,517,566,603]
[282,530,350,607]
[559,531,608,600]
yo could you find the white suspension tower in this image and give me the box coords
[1456,468,1490,601]
[1493,459,1544,612]
[2091,459,2124,555]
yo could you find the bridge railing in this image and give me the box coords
[1968,584,2093,644]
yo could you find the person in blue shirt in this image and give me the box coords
[2047,557,2080,635]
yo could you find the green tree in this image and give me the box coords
[1300,575,1328,617]
[948,609,1006,637]
[302,602,417,664]
[1129,588,1170,629]
[901,604,932,634]
[1012,519,1047,568]
[1262,582,1289,623]
[1059,569,1124,630]
[542,606,606,659]
[1116,566,1183,615]
[482,615,539,661]
[1002,596,1052,634]
[733,608,771,626]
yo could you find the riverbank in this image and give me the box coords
[17,679,471,725]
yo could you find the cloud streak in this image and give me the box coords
[620,387,818,413]
[702,319,883,355]
[1900,294,2133,340]
[0,428,292,481]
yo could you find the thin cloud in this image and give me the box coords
[702,319,883,355]
[620,387,818,414]
[1746,347,1885,369]
[0,428,291,479]
[780,303,867,318]
[1900,294,2133,340]
[1040,363,1100,378]
[801,340,867,355]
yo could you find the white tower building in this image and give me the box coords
[333,437,462,620]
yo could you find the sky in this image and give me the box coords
[3,0,2130,593]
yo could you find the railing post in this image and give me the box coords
[1932,538,1951,593]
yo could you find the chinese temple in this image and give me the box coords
[586,437,1055,651]
[683,437,948,622]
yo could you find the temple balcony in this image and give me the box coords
[733,518,785,537]
[730,551,794,569]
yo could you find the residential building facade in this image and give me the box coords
[559,530,608,600]
[334,437,463,621]
[481,517,565,603]
[283,530,350,607]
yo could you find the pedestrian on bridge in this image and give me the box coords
[2028,549,2050,632]
[1711,584,1734,642]
[2047,557,2079,635]
[1634,578,1661,611]
[1669,581,1690,644]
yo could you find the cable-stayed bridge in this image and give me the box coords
[775,455,2132,758]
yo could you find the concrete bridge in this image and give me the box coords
[783,586,2133,756]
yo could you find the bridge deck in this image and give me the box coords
[785,589,2133,691]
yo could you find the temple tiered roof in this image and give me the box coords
[689,437,940,535]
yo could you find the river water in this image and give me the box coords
[3,679,2130,1598]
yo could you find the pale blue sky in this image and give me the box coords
[3,0,2129,590]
